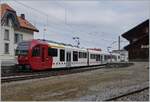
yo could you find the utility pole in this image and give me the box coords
[43,25,46,40]
[118,36,120,50]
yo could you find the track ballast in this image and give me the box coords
[2,65,105,83]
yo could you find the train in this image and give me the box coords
[16,39,126,71]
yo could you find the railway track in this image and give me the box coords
[1,65,105,83]
[104,86,149,101]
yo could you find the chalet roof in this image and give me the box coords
[122,19,149,39]
[124,34,149,50]
[0,3,39,32]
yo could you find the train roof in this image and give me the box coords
[37,39,87,51]
[21,39,103,52]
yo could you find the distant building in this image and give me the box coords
[112,50,128,62]
[0,4,39,66]
[122,19,149,60]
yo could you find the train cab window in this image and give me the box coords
[32,46,40,57]
[73,51,78,61]
[60,49,65,61]
[48,48,57,57]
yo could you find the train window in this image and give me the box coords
[79,52,87,58]
[73,51,78,61]
[90,54,93,59]
[79,52,82,58]
[48,48,57,57]
[104,55,108,60]
[94,55,96,59]
[96,55,98,61]
[83,53,87,58]
[32,46,40,57]
[60,49,65,61]
[96,55,101,61]
[100,55,103,61]
[90,54,92,59]
[16,50,28,55]
[90,54,96,59]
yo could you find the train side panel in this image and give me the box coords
[88,50,102,66]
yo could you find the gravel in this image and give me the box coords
[114,89,149,101]
[1,62,149,101]
[78,81,149,101]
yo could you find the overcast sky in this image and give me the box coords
[1,0,150,52]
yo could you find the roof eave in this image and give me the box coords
[121,19,149,39]
[20,26,39,32]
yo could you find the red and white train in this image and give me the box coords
[16,39,122,71]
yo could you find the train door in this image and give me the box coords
[31,45,41,69]
[41,47,45,62]
[66,52,71,67]
[41,45,52,69]
[87,51,89,66]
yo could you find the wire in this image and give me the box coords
[54,1,115,42]
[10,0,117,48]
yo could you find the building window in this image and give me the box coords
[48,48,57,57]
[4,43,9,54]
[5,18,9,26]
[73,51,78,61]
[60,49,65,61]
[15,33,23,44]
[4,29,9,40]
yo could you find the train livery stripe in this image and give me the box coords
[48,43,65,48]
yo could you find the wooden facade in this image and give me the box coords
[122,19,149,60]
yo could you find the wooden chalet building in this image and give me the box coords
[122,19,149,60]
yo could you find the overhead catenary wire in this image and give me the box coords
[10,0,118,49]
[9,1,78,37]
[54,1,115,42]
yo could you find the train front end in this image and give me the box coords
[16,41,31,70]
